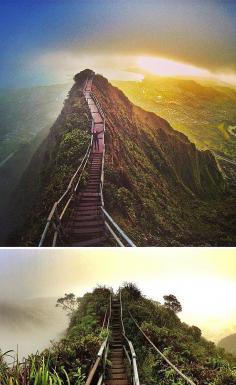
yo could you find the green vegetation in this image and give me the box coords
[121,283,236,385]
[92,74,236,246]
[218,333,236,356]
[1,284,236,385]
[0,287,110,385]
[0,84,70,162]
[112,76,236,161]
[5,71,236,246]
[7,80,91,246]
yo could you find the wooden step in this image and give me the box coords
[110,349,123,354]
[70,236,107,247]
[110,360,124,365]
[105,380,128,385]
[79,198,101,202]
[70,226,104,234]
[73,214,102,221]
[111,344,123,348]
[107,374,127,380]
[71,219,104,228]
[111,364,125,369]
[83,190,100,193]
[75,207,100,213]
[80,192,100,197]
[78,203,101,208]
[108,369,125,374]
[87,179,100,182]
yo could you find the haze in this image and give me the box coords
[1,248,236,345]
[0,1,236,87]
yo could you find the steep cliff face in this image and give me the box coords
[92,75,224,197]
[6,70,236,246]
[90,75,234,246]
[7,70,92,245]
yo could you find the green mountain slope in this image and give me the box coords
[1,285,236,385]
[218,333,236,356]
[0,84,71,161]
[0,83,71,244]
[112,76,236,161]
[6,70,236,246]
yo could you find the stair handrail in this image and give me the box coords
[102,208,136,247]
[90,85,136,248]
[129,311,197,385]
[85,293,112,385]
[119,291,140,385]
[40,75,137,247]
[38,135,93,247]
[90,91,105,121]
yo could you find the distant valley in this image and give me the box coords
[0,83,71,244]
[112,76,236,161]
[0,297,67,361]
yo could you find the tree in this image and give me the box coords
[189,325,202,341]
[163,294,182,313]
[121,282,142,300]
[56,293,80,315]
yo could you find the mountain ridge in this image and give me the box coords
[5,69,236,246]
[218,333,236,356]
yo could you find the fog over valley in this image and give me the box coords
[0,297,68,361]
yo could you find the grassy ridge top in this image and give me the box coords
[1,284,236,384]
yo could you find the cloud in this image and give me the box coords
[30,50,236,86]
[1,247,236,344]
[29,51,144,82]
[63,0,236,73]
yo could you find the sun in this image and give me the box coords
[137,55,209,78]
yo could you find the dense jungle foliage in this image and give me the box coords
[1,284,236,385]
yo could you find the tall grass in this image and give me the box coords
[0,351,85,385]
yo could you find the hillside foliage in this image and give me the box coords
[1,284,236,385]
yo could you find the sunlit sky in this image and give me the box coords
[0,0,236,87]
[0,248,236,342]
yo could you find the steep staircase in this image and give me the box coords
[39,75,136,247]
[105,298,130,385]
[65,78,108,246]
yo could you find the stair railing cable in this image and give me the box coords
[38,135,93,247]
[39,76,137,247]
[128,311,197,385]
[85,294,112,385]
[39,78,94,247]
[119,291,140,385]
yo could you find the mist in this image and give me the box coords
[0,297,68,362]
